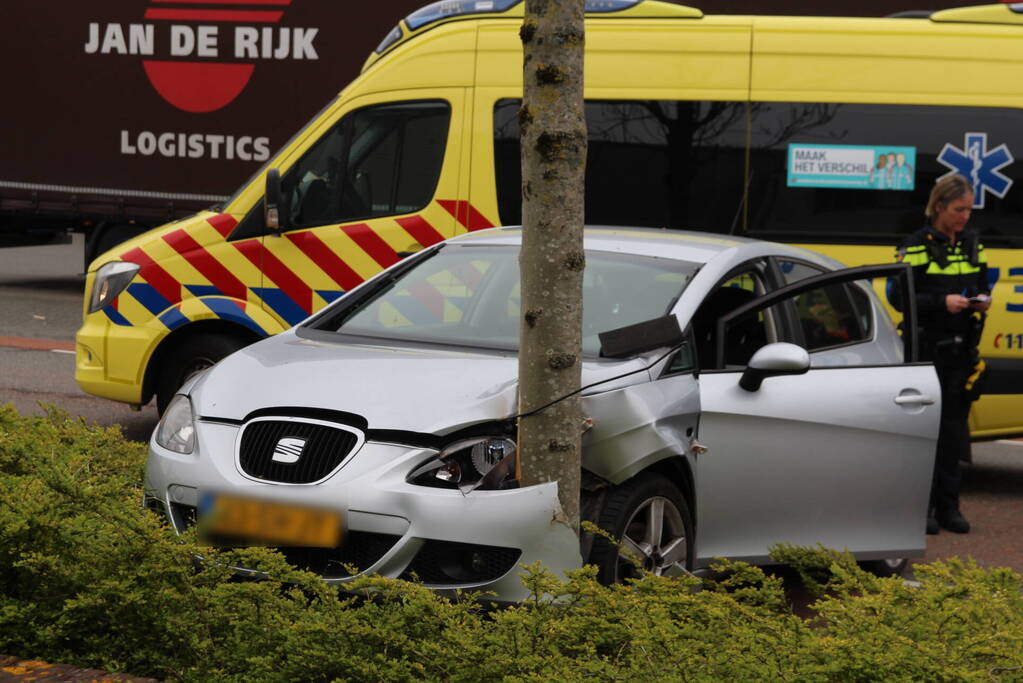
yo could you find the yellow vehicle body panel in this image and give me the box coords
[751,16,1023,107]
[76,3,1023,440]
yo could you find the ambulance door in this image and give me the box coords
[252,90,467,328]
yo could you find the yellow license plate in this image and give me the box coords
[199,493,343,548]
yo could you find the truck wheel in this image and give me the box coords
[156,333,251,413]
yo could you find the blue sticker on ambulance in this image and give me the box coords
[787,144,916,190]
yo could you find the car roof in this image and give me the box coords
[447,225,839,269]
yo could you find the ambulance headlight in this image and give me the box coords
[89,261,140,313]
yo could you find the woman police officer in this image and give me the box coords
[895,174,991,534]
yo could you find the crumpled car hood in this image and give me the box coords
[190,331,644,434]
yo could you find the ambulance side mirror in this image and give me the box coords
[264,168,283,234]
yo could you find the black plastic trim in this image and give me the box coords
[979,357,1023,395]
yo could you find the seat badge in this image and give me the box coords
[272,437,307,464]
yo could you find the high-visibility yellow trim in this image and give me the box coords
[965,358,987,392]
[904,252,930,266]
[925,260,984,276]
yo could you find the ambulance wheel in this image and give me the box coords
[156,332,251,414]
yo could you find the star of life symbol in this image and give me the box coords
[937,132,1014,209]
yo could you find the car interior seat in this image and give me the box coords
[295,178,332,226]
[691,286,762,369]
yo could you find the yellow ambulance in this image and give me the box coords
[77,0,1023,437]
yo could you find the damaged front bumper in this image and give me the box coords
[145,419,582,603]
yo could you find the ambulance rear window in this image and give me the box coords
[746,102,1023,248]
[494,98,1023,248]
[493,98,745,233]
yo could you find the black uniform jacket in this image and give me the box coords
[896,225,989,340]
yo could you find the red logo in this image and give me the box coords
[142,1,292,113]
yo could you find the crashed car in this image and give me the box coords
[145,227,939,602]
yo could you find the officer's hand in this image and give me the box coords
[945,294,970,313]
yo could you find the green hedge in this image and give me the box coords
[2,404,1022,682]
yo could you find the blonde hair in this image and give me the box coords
[925,174,974,218]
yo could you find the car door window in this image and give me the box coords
[665,331,697,374]
[718,263,917,365]
[777,259,873,352]
[283,101,450,228]
[778,259,824,285]
[791,282,872,351]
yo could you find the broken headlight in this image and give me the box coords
[408,437,518,493]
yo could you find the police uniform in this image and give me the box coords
[896,225,988,533]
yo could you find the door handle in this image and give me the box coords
[893,394,936,406]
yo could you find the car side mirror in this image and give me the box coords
[264,168,282,233]
[739,342,810,392]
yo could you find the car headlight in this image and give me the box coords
[408,437,517,493]
[88,261,140,314]
[155,395,196,454]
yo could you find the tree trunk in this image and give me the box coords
[517,0,587,533]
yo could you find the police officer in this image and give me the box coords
[896,174,990,534]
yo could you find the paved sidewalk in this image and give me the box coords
[0,656,158,682]
[916,439,1023,573]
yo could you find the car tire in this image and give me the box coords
[858,557,909,578]
[589,472,694,585]
[156,332,251,414]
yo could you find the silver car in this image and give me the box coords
[145,227,939,602]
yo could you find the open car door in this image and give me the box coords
[693,264,939,567]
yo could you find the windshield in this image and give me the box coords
[306,244,698,355]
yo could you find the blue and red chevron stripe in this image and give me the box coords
[100,201,495,332]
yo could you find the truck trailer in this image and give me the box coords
[0,0,426,265]
[0,0,1001,267]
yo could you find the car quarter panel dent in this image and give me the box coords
[582,371,700,484]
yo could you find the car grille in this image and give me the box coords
[237,417,363,484]
[401,539,521,585]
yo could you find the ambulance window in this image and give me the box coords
[494,99,746,231]
[746,102,1023,248]
[282,100,450,229]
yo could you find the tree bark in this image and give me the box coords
[517,0,586,532]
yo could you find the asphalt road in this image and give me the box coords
[1,236,1022,574]
[0,235,159,441]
